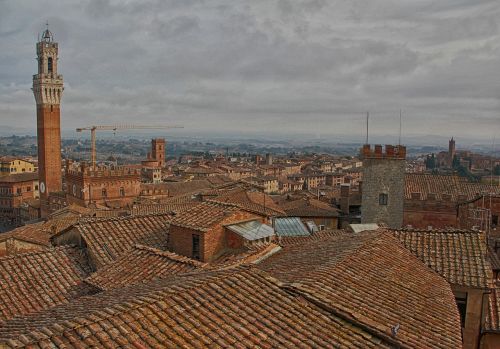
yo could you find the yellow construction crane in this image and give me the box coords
[76,124,184,169]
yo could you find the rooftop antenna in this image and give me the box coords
[399,109,402,145]
[365,111,369,144]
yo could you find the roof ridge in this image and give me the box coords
[0,245,76,261]
[133,244,206,267]
[77,212,171,224]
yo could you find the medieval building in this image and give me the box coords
[361,144,406,228]
[32,26,64,218]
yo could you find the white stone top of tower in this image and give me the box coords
[40,22,54,43]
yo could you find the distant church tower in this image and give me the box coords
[449,137,456,166]
[151,138,166,167]
[360,144,406,229]
[32,25,64,217]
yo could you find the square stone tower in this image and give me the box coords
[32,26,64,217]
[151,138,166,167]
[361,144,406,228]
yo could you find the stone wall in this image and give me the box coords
[361,146,405,228]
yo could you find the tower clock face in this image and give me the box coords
[40,182,46,193]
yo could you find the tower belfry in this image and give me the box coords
[32,24,64,217]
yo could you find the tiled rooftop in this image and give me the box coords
[0,173,38,183]
[392,229,492,289]
[85,244,205,291]
[170,201,241,232]
[209,188,286,216]
[130,202,199,216]
[0,223,51,248]
[405,173,500,201]
[74,213,171,269]
[0,246,91,322]
[258,231,462,349]
[277,229,346,246]
[280,197,339,217]
[485,281,500,332]
[0,267,395,348]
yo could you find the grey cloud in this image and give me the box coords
[0,0,499,139]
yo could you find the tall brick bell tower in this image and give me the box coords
[32,25,64,217]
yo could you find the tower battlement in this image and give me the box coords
[361,144,406,160]
[66,164,141,178]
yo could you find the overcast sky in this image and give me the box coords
[0,0,499,141]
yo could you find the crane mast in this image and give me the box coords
[75,124,183,169]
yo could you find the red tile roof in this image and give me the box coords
[0,173,38,183]
[277,229,346,246]
[161,179,214,196]
[209,188,286,216]
[0,267,395,348]
[0,223,51,247]
[392,229,492,289]
[211,242,281,269]
[0,246,91,322]
[405,173,500,201]
[85,244,205,291]
[170,201,241,232]
[258,231,462,349]
[130,202,198,216]
[486,281,500,332]
[279,197,339,217]
[74,214,171,269]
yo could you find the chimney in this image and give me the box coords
[340,184,350,215]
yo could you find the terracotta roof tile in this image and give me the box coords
[0,223,51,247]
[210,243,281,269]
[485,281,500,332]
[277,229,346,246]
[280,197,339,217]
[258,231,462,349]
[405,173,500,201]
[209,188,286,216]
[170,201,240,232]
[85,245,205,291]
[130,202,198,216]
[0,173,38,183]
[74,214,171,269]
[0,267,394,348]
[0,246,91,322]
[392,229,492,288]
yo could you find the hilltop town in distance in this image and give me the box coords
[1,2,500,349]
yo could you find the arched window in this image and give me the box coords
[47,57,53,73]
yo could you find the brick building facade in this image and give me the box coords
[0,173,39,226]
[65,162,141,208]
[169,202,262,262]
[32,27,64,217]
